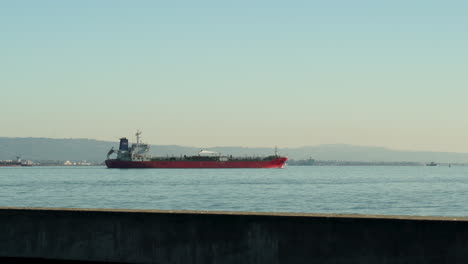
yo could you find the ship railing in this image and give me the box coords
[147,155,281,162]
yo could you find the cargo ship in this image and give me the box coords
[105,131,287,169]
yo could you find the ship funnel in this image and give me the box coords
[119,138,129,151]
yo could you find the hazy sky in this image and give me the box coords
[1,1,467,152]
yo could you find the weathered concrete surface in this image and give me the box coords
[1,207,468,263]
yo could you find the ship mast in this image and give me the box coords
[136,130,142,146]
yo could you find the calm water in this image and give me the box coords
[1,166,467,217]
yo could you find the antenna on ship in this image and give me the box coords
[274,146,278,156]
[136,130,142,145]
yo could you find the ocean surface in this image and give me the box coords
[1,166,467,217]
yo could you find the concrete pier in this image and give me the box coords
[1,207,468,263]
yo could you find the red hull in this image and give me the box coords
[105,157,287,169]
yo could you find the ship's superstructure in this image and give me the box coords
[107,131,151,161]
[105,131,287,169]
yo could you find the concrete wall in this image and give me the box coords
[1,207,468,263]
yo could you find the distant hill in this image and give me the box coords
[0,137,114,162]
[1,137,468,164]
[282,144,468,163]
